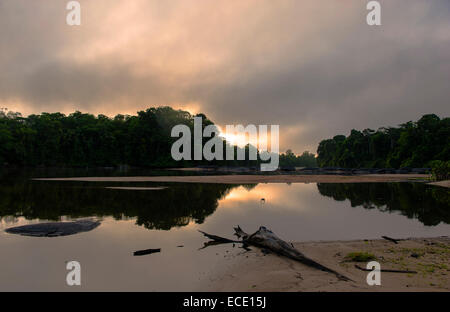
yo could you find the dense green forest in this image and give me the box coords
[4,108,446,170]
[0,107,247,167]
[0,107,190,167]
[317,114,449,168]
[0,107,314,168]
[279,150,317,168]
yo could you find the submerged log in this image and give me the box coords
[133,248,161,256]
[200,226,352,281]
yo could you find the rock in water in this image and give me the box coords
[5,219,100,237]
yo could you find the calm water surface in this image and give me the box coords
[0,169,449,290]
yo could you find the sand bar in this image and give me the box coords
[105,186,167,190]
[203,236,450,291]
[429,180,450,188]
[34,174,430,184]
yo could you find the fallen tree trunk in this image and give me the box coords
[200,226,352,282]
[381,236,406,244]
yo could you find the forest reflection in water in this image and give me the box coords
[317,183,450,226]
[0,171,449,230]
[0,178,250,230]
[1,170,449,291]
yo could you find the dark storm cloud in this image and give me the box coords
[0,0,449,152]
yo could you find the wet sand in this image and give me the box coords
[34,174,429,184]
[203,237,450,292]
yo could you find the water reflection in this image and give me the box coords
[317,183,450,226]
[0,170,448,233]
[1,174,449,290]
[0,178,243,230]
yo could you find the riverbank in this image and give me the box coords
[35,174,430,184]
[203,236,450,291]
[429,180,450,188]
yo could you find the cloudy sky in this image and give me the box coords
[1,0,449,152]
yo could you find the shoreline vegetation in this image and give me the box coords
[0,107,315,168]
[0,108,448,171]
[317,114,449,169]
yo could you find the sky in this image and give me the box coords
[1,0,449,153]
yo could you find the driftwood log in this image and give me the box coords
[381,236,406,244]
[200,226,352,282]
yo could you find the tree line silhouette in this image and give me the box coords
[3,108,446,170]
[0,107,316,168]
[317,114,449,168]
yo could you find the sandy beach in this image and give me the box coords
[429,180,450,188]
[203,236,450,292]
[35,174,430,184]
